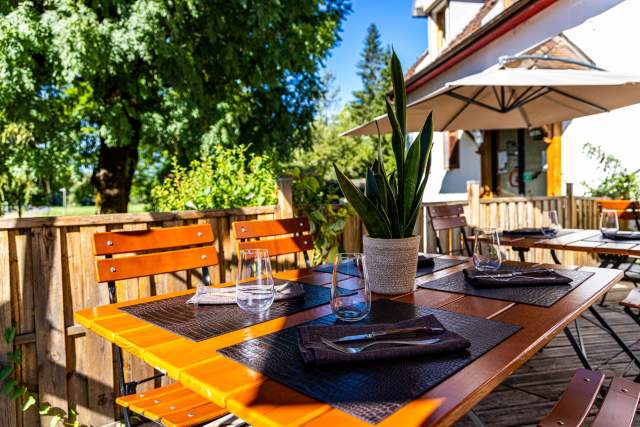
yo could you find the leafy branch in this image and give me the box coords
[1,327,84,427]
[582,143,640,200]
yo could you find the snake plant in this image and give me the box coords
[334,50,433,239]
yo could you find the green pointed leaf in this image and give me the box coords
[4,327,15,344]
[0,364,13,381]
[390,49,406,135]
[403,137,422,223]
[11,385,27,399]
[365,169,381,207]
[21,393,36,411]
[417,113,433,176]
[386,98,404,179]
[38,403,51,415]
[334,165,391,238]
[2,378,16,396]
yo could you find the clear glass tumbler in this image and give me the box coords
[473,228,502,271]
[331,253,370,322]
[541,210,561,237]
[600,210,619,234]
[236,249,275,313]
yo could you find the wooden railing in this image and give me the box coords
[0,177,605,426]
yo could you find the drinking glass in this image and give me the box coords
[600,210,619,234]
[473,228,502,271]
[236,249,275,313]
[331,253,370,321]
[541,210,561,237]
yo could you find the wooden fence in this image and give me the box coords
[0,178,606,427]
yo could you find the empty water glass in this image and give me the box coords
[236,249,275,313]
[473,228,502,271]
[600,210,619,234]
[541,210,561,237]
[331,253,370,322]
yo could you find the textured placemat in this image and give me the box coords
[218,299,520,425]
[584,234,640,244]
[500,229,574,239]
[418,269,594,307]
[314,257,467,278]
[120,280,346,342]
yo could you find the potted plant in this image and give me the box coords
[334,50,433,295]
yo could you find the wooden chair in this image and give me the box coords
[92,224,228,427]
[427,204,472,256]
[232,217,314,268]
[538,368,640,427]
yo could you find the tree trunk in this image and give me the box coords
[92,142,139,213]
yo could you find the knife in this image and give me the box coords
[331,326,445,343]
[473,269,553,279]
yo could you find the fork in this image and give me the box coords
[320,337,441,354]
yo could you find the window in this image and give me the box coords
[444,131,460,170]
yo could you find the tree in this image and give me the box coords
[0,1,350,213]
[350,23,391,124]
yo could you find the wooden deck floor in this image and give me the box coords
[456,281,640,427]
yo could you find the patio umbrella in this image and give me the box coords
[342,68,640,135]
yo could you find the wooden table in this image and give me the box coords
[75,257,622,427]
[498,229,640,261]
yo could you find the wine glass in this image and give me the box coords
[600,210,619,235]
[236,249,275,313]
[473,228,502,271]
[541,210,561,237]
[331,253,370,321]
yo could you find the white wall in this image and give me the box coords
[413,0,639,200]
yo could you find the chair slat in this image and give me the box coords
[621,288,640,308]
[116,383,185,408]
[237,235,314,257]
[96,246,218,282]
[93,224,214,255]
[160,402,229,427]
[427,204,465,218]
[538,368,604,427]
[591,377,640,427]
[431,216,467,231]
[233,217,310,239]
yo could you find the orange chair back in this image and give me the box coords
[92,224,218,284]
[232,217,313,267]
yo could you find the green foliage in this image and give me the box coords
[1,326,82,426]
[334,51,433,239]
[290,169,351,264]
[582,143,640,200]
[0,0,351,212]
[150,145,277,211]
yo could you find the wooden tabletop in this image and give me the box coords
[74,257,622,427]
[499,229,640,257]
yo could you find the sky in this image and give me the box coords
[324,0,427,109]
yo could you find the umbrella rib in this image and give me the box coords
[445,90,503,113]
[492,86,504,110]
[547,87,609,113]
[507,87,551,112]
[506,86,537,110]
[442,87,487,130]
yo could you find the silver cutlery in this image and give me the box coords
[331,326,444,343]
[320,337,441,354]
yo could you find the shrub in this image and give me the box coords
[150,145,277,211]
[583,143,640,200]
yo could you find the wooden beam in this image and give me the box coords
[547,122,562,196]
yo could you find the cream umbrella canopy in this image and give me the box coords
[342,68,640,135]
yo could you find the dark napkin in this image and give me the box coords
[502,227,557,237]
[418,253,436,268]
[602,230,640,241]
[297,315,470,365]
[463,267,572,288]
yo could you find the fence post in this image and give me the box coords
[467,180,480,227]
[566,182,575,228]
[275,176,294,219]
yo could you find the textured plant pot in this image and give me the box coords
[362,235,420,295]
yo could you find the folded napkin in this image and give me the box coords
[502,227,557,237]
[186,279,304,305]
[298,315,470,365]
[463,267,572,288]
[418,253,436,268]
[602,230,640,241]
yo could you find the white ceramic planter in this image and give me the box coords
[362,235,420,295]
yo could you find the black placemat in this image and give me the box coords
[585,233,640,244]
[218,299,519,424]
[500,229,574,239]
[418,268,594,307]
[314,257,467,278]
[120,281,347,342]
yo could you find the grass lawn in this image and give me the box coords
[2,203,147,218]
